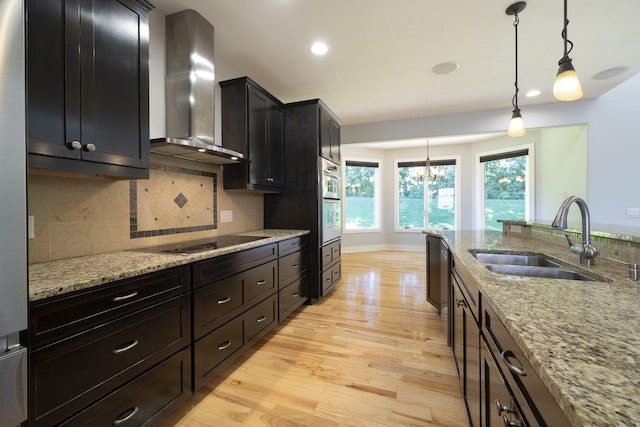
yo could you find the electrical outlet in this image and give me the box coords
[28,216,35,239]
[220,210,233,223]
[627,208,640,218]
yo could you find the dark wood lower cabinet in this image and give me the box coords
[449,253,572,427]
[26,236,310,426]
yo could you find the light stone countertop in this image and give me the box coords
[439,229,639,427]
[29,229,309,302]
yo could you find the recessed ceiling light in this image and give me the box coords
[432,62,459,75]
[592,66,631,80]
[526,89,541,97]
[310,41,328,56]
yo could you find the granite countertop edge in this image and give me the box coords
[29,229,309,302]
[439,229,639,427]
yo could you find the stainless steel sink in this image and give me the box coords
[484,264,597,281]
[471,252,561,268]
[470,250,601,282]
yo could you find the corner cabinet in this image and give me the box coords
[220,77,285,192]
[26,0,152,179]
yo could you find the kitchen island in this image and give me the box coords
[440,229,639,427]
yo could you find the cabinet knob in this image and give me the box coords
[496,399,514,416]
[84,143,96,152]
[502,415,523,427]
[66,140,82,150]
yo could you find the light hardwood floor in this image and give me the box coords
[159,250,467,427]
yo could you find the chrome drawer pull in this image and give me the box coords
[256,280,267,285]
[217,296,231,304]
[501,350,527,376]
[112,406,139,425]
[112,291,138,302]
[292,292,299,297]
[112,339,139,354]
[256,315,267,323]
[291,264,298,268]
[218,341,232,350]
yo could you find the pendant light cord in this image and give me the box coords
[512,13,520,110]
[560,0,574,61]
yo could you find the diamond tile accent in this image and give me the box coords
[174,192,188,208]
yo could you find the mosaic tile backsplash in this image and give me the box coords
[130,163,217,238]
[28,155,264,263]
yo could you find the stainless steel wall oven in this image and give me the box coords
[321,158,341,244]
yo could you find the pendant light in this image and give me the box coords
[425,138,431,182]
[553,0,583,101]
[506,2,526,138]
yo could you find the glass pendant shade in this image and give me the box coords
[553,58,583,101]
[507,109,526,137]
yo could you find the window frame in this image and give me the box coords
[394,155,461,233]
[475,144,535,230]
[342,157,382,234]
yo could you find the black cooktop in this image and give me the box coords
[135,234,268,255]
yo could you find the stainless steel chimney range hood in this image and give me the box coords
[150,9,245,165]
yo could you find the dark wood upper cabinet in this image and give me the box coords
[220,77,284,192]
[26,0,152,179]
[320,105,341,162]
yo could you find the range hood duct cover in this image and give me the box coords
[150,9,245,164]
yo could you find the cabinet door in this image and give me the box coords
[426,235,442,311]
[481,339,523,427]
[79,0,149,169]
[267,99,285,186]
[248,87,269,185]
[320,107,340,162]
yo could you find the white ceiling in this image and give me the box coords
[151,0,640,127]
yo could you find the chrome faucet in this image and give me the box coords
[551,196,598,266]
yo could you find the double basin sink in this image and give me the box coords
[471,251,600,281]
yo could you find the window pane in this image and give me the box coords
[345,163,379,229]
[398,166,425,228]
[428,164,455,229]
[398,163,456,230]
[483,155,527,230]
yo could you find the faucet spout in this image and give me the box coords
[551,196,598,266]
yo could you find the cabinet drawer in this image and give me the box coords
[193,277,243,340]
[279,276,308,321]
[321,240,340,270]
[194,318,244,388]
[30,294,190,427]
[244,295,278,344]
[322,261,341,296]
[279,249,308,288]
[244,260,277,304]
[193,243,277,287]
[60,348,192,427]
[30,265,190,348]
[278,235,309,257]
